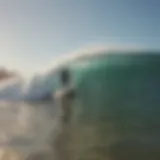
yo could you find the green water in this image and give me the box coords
[63,53,160,160]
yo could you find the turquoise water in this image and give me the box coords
[68,53,160,160]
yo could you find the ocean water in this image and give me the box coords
[0,101,160,160]
[0,101,61,160]
[1,53,160,160]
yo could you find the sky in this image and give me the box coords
[0,0,159,78]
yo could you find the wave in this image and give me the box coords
[0,46,153,101]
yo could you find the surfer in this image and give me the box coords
[53,68,75,160]
[55,68,75,122]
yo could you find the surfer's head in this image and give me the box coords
[60,68,70,86]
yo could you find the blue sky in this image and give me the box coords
[0,0,159,77]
